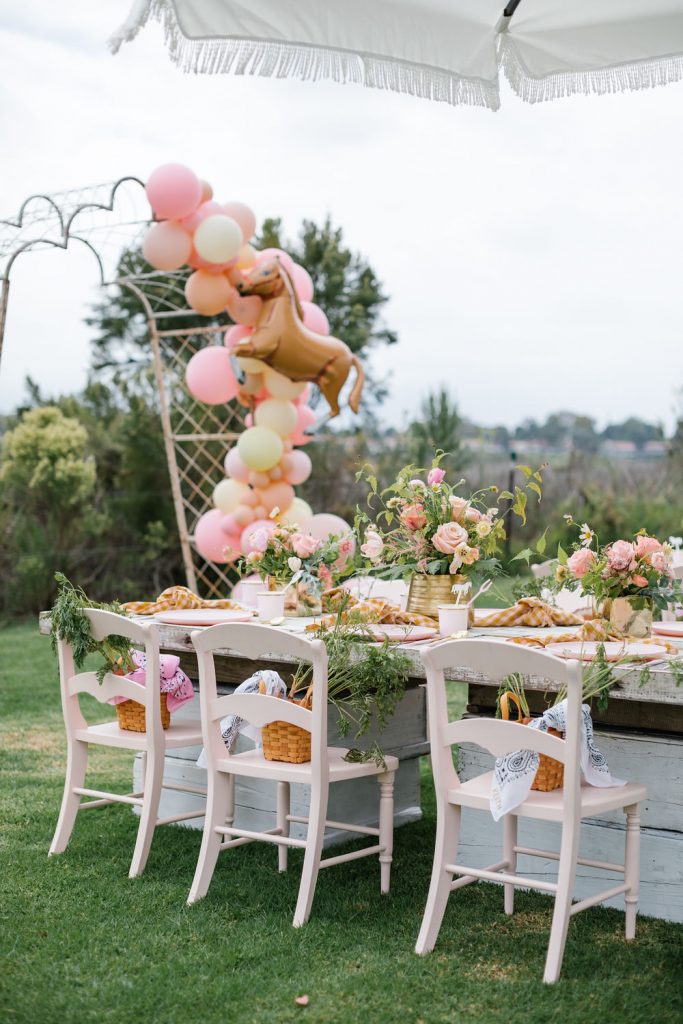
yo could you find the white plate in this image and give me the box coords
[366,624,438,643]
[154,609,254,626]
[545,641,669,662]
[652,621,683,638]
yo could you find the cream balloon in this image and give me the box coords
[254,398,298,439]
[235,243,258,270]
[237,426,284,472]
[193,215,243,264]
[263,366,307,401]
[213,478,249,513]
[279,497,313,526]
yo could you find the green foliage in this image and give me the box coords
[50,573,134,681]
[408,388,469,475]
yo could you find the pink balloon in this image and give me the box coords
[284,449,312,485]
[143,221,192,271]
[240,518,276,555]
[186,347,239,404]
[223,202,257,242]
[220,513,238,534]
[187,248,236,274]
[146,164,202,221]
[224,325,253,349]
[256,248,295,274]
[195,508,231,563]
[290,404,316,445]
[301,513,354,545]
[181,200,224,235]
[258,482,295,515]
[291,264,314,302]
[224,447,250,483]
[301,302,330,335]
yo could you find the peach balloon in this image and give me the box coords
[284,449,312,485]
[186,347,239,405]
[255,248,295,274]
[291,264,314,302]
[235,244,258,271]
[233,504,256,528]
[241,489,259,508]
[194,508,230,563]
[249,471,270,489]
[224,446,250,483]
[269,466,283,481]
[301,301,330,335]
[290,404,316,445]
[145,164,201,221]
[185,270,233,316]
[242,375,265,397]
[253,505,267,520]
[259,482,295,515]
[199,180,213,202]
[143,221,192,271]
[225,290,262,326]
[223,202,257,242]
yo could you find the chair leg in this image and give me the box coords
[624,803,641,941]
[49,739,88,856]
[378,771,394,895]
[503,814,518,915]
[415,800,461,955]
[293,782,328,928]
[277,781,290,873]
[543,822,580,984]
[187,773,234,905]
[129,751,164,878]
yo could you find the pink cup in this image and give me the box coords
[438,604,469,637]
[257,590,285,622]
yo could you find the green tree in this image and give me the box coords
[407,388,468,474]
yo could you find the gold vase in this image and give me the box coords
[406,574,466,619]
[602,596,653,638]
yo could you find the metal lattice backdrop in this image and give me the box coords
[0,178,246,598]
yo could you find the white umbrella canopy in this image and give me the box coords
[110,0,683,110]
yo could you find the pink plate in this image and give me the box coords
[545,641,669,662]
[154,609,254,626]
[652,621,683,638]
[366,624,438,643]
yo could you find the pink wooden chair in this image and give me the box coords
[187,623,397,926]
[50,609,204,877]
[415,639,647,983]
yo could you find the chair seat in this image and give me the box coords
[215,746,399,783]
[448,771,647,822]
[74,719,203,751]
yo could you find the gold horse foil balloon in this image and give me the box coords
[232,258,365,421]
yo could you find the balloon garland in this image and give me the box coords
[142,163,354,565]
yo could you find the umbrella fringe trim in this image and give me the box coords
[129,0,500,110]
[500,38,683,104]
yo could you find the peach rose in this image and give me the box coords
[631,575,648,587]
[607,540,635,573]
[400,503,427,531]
[465,507,482,523]
[634,535,663,558]
[432,521,468,555]
[567,548,597,579]
[449,496,469,523]
[290,532,322,559]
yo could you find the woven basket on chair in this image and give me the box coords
[259,679,312,764]
[499,691,564,792]
[115,692,170,733]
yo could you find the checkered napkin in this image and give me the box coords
[306,587,436,632]
[122,585,249,616]
[475,598,584,628]
[508,617,678,653]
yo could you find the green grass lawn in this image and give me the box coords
[1,620,682,1024]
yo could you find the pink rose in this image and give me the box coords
[427,467,445,487]
[360,530,384,561]
[449,496,469,523]
[400,504,427,531]
[248,527,272,553]
[317,564,333,590]
[432,521,468,555]
[567,548,597,579]
[607,540,636,573]
[634,535,663,558]
[290,532,322,559]
[650,550,670,574]
[465,507,482,523]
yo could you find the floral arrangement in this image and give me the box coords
[239,521,355,593]
[355,455,543,580]
[555,519,681,612]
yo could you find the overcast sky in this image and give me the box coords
[1,1,682,432]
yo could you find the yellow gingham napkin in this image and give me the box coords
[307,587,436,632]
[476,597,584,629]
[509,617,678,654]
[122,585,249,616]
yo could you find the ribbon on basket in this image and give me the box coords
[490,699,625,822]
[476,598,584,628]
[196,670,286,769]
[307,586,436,632]
[108,651,194,712]
[122,585,249,616]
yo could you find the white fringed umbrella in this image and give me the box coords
[110,0,683,111]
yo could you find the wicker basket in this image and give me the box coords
[259,679,312,763]
[499,691,564,792]
[115,692,171,733]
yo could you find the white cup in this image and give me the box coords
[438,604,469,637]
[239,578,263,609]
[257,590,286,622]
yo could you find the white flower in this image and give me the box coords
[287,556,302,573]
[475,520,492,539]
[579,523,594,548]
[486,507,499,519]
[268,506,280,519]
[361,530,384,562]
